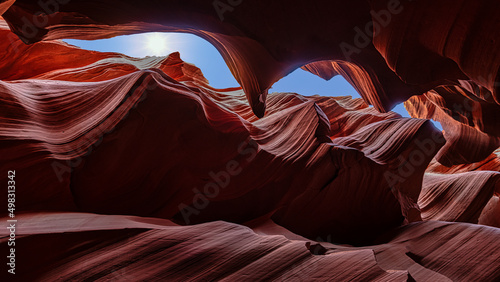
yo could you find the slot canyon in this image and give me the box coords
[0,0,499,280]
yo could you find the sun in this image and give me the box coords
[127,32,186,58]
[145,33,169,56]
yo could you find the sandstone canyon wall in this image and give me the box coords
[0,0,499,280]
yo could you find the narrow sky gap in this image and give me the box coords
[63,33,442,131]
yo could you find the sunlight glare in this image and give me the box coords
[145,33,169,56]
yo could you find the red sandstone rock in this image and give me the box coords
[1,212,499,281]
[2,1,499,117]
[1,20,439,246]
[422,150,500,228]
[405,86,500,166]
[0,1,499,280]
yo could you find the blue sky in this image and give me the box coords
[64,32,441,129]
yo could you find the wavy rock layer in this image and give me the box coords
[405,86,500,166]
[419,172,499,223]
[0,2,500,280]
[421,151,500,228]
[2,0,499,165]
[0,20,453,246]
[2,213,499,281]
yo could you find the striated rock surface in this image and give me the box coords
[418,171,499,224]
[420,151,500,228]
[0,0,499,279]
[2,212,500,281]
[2,1,499,119]
[0,19,444,247]
[405,86,500,166]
